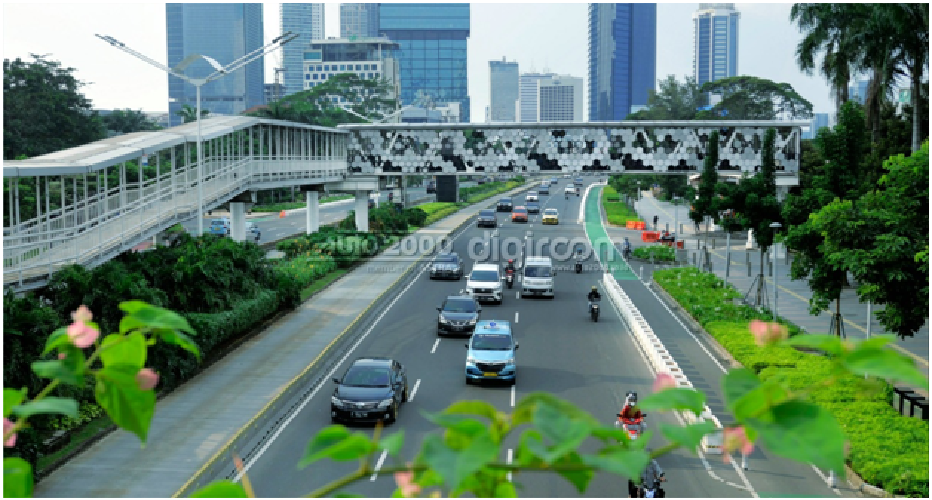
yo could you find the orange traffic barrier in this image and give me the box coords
[626,221,636,229]
[641,231,660,243]
[636,221,646,230]
[279,210,286,218]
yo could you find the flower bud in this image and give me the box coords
[136,368,160,391]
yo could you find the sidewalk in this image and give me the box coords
[609,190,929,398]
[34,182,533,498]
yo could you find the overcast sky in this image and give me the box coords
[3,1,836,122]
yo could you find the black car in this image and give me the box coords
[477,209,498,228]
[426,181,436,194]
[430,252,463,280]
[575,178,584,187]
[437,295,481,336]
[497,198,513,212]
[331,357,408,424]
[526,202,541,214]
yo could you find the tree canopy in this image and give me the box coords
[690,130,721,228]
[700,76,814,120]
[103,109,162,135]
[626,75,705,120]
[248,74,398,127]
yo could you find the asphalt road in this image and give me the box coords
[222,178,840,498]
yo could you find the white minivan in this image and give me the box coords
[521,256,555,298]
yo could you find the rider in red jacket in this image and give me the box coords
[618,391,643,426]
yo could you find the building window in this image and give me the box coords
[364,64,370,70]
[316,65,322,72]
[355,64,362,71]
[374,73,380,79]
[313,74,318,80]
[340,64,346,71]
[305,74,310,80]
[324,65,330,71]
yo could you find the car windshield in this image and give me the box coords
[544,210,557,216]
[480,210,495,216]
[470,270,499,282]
[524,265,551,278]
[443,300,477,313]
[211,220,226,226]
[514,209,527,214]
[499,198,511,204]
[472,334,513,350]
[341,366,391,387]
[528,203,539,207]
[436,254,457,264]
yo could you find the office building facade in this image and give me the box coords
[166,3,264,126]
[693,3,739,89]
[489,58,519,122]
[280,4,325,98]
[303,37,400,106]
[848,78,870,105]
[588,3,657,121]
[538,75,584,122]
[519,71,557,122]
[341,3,380,38]
[378,3,471,122]
[803,112,830,139]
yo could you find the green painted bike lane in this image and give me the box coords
[583,185,638,280]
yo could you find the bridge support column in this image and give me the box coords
[306,190,319,234]
[230,202,247,242]
[354,191,369,232]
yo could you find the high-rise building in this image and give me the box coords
[166,3,264,127]
[264,83,285,104]
[538,75,584,122]
[341,3,380,38]
[848,78,870,105]
[489,58,519,122]
[281,4,325,98]
[378,3,471,122]
[692,3,739,89]
[803,113,830,139]
[519,71,557,122]
[303,37,400,103]
[588,3,657,121]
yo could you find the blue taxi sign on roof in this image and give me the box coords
[489,322,497,328]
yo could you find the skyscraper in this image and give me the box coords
[281,4,325,98]
[378,3,471,122]
[489,58,519,122]
[588,3,657,121]
[519,71,557,122]
[848,78,870,105]
[803,113,830,139]
[166,3,264,127]
[341,3,380,38]
[692,3,739,89]
[538,75,584,122]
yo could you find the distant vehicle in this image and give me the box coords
[330,357,409,424]
[208,218,230,235]
[526,191,539,203]
[511,207,529,223]
[426,181,436,194]
[465,321,518,385]
[497,197,513,212]
[477,177,487,185]
[466,263,504,304]
[246,221,261,242]
[575,178,584,187]
[542,208,559,225]
[539,184,550,195]
[564,185,576,196]
[430,252,464,280]
[476,209,498,228]
[437,295,481,336]
[521,255,556,298]
[526,202,541,214]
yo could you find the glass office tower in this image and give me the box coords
[519,71,557,122]
[693,3,739,89]
[166,3,264,126]
[489,58,519,122]
[378,3,470,122]
[281,4,325,98]
[587,3,656,121]
[341,3,380,38]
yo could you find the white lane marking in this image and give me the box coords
[810,465,842,494]
[640,284,729,373]
[515,311,519,324]
[510,384,516,407]
[515,291,520,300]
[409,379,421,402]
[233,221,476,482]
[506,448,514,481]
[370,449,388,481]
[431,338,440,354]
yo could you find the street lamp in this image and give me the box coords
[769,222,782,320]
[96,32,298,236]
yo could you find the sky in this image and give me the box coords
[2,1,837,123]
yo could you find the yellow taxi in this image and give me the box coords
[542,208,559,225]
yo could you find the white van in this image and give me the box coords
[521,256,555,298]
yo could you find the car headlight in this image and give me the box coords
[505,358,515,365]
[466,357,479,365]
[331,396,343,407]
[378,398,394,408]
[467,318,477,324]
[439,316,450,324]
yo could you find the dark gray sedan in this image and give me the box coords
[430,252,464,280]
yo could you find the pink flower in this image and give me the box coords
[394,470,421,497]
[58,352,67,360]
[67,321,99,349]
[723,426,754,462]
[4,418,16,448]
[652,372,677,392]
[71,305,93,324]
[749,320,788,346]
[136,368,159,390]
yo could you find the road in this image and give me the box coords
[218,178,843,497]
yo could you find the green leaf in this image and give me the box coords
[298,425,372,468]
[334,493,365,498]
[638,388,706,416]
[553,451,596,493]
[513,429,547,467]
[31,359,83,387]
[746,400,846,474]
[443,400,500,421]
[157,330,201,361]
[419,431,498,491]
[41,327,71,356]
[722,368,761,414]
[11,397,78,419]
[531,402,591,462]
[3,457,33,498]
[581,448,650,483]
[658,421,718,453]
[4,388,26,419]
[99,333,147,370]
[189,480,248,498]
[731,380,790,422]
[842,345,928,389]
[493,480,517,497]
[95,364,156,444]
[379,430,405,457]
[781,334,845,356]
[119,301,196,335]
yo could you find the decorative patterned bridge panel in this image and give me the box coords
[342,121,803,176]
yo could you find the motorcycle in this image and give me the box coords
[615,414,646,441]
[574,252,583,274]
[505,268,515,289]
[623,244,632,259]
[589,297,600,322]
[638,478,665,498]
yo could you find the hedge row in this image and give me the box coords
[632,245,676,262]
[601,185,641,225]
[653,267,929,497]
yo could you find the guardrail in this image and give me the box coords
[601,272,725,454]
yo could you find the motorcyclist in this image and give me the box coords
[504,259,516,275]
[622,237,632,258]
[587,286,601,314]
[629,456,666,497]
[618,391,644,429]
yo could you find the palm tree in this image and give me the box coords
[176,104,210,124]
[791,4,861,112]
[878,3,929,152]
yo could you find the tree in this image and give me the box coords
[782,102,868,335]
[808,142,928,339]
[690,130,720,237]
[103,108,161,135]
[254,73,399,127]
[878,3,929,152]
[176,104,210,124]
[626,75,704,120]
[699,76,814,120]
[791,3,862,112]
[3,54,105,159]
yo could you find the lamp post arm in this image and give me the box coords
[206,32,299,82]
[95,34,189,82]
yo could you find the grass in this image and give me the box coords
[601,186,642,225]
[37,414,115,473]
[251,194,353,213]
[632,244,676,262]
[299,269,349,302]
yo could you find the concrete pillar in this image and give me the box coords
[355,191,369,232]
[306,190,320,234]
[230,202,247,242]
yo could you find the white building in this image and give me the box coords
[489,58,519,122]
[519,71,557,122]
[302,37,400,106]
[538,75,584,122]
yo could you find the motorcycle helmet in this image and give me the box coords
[626,391,638,405]
[592,286,597,291]
[508,259,514,264]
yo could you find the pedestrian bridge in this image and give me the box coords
[3,116,803,292]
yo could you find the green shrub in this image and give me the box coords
[632,245,676,262]
[602,185,641,225]
[275,252,337,288]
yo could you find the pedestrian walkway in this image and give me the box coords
[34,182,533,498]
[619,191,929,397]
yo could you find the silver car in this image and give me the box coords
[430,252,464,280]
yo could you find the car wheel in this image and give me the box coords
[402,385,409,403]
[511,376,517,386]
[388,403,399,424]
[465,377,472,385]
